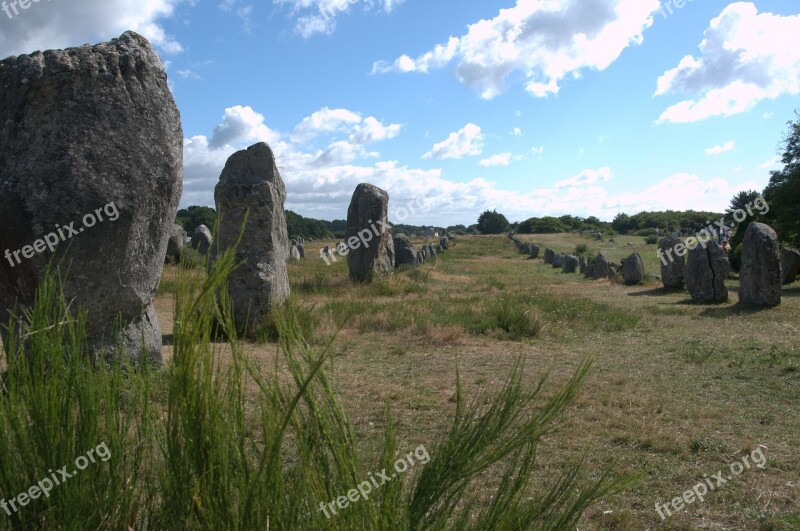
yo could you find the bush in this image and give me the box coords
[645,235,659,245]
[574,243,590,257]
[730,243,743,272]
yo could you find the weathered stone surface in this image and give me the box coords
[440,236,449,250]
[579,257,588,274]
[296,243,305,259]
[622,253,645,285]
[685,241,730,304]
[428,244,437,258]
[530,244,540,259]
[346,184,395,282]
[193,225,213,255]
[212,142,290,332]
[593,252,609,279]
[740,223,781,307]
[544,248,555,264]
[563,255,579,273]
[659,236,685,289]
[0,31,182,364]
[166,224,187,263]
[552,253,564,268]
[289,245,301,262]
[393,234,418,267]
[584,263,595,278]
[781,248,800,285]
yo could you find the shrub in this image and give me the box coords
[574,243,590,257]
[645,235,659,245]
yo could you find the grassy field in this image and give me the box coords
[158,233,800,529]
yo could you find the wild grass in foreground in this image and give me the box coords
[0,253,629,529]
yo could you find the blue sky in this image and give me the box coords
[1,1,798,225]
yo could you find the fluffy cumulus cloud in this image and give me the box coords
[423,123,484,160]
[183,105,765,224]
[656,3,800,124]
[372,0,661,99]
[0,0,184,58]
[274,0,405,38]
[705,140,735,156]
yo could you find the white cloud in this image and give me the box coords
[555,167,612,189]
[182,105,766,224]
[705,140,735,156]
[512,127,523,137]
[423,123,484,160]
[479,152,512,167]
[758,156,779,169]
[732,166,743,173]
[656,3,800,124]
[373,0,661,99]
[275,0,405,38]
[0,0,184,58]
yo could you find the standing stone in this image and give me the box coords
[428,244,437,258]
[685,241,730,304]
[780,248,800,285]
[440,236,449,250]
[521,243,531,255]
[739,223,782,307]
[393,234,418,267]
[289,245,301,262]
[593,252,610,279]
[622,253,645,285]
[579,257,588,274]
[193,225,213,255]
[166,224,187,263]
[212,142,290,333]
[346,184,394,282]
[544,248,555,264]
[0,31,182,364]
[562,255,579,274]
[297,243,305,259]
[659,236,685,289]
[552,253,564,268]
[530,244,540,259]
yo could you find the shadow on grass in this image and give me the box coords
[626,287,682,297]
[698,303,775,318]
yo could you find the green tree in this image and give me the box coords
[176,205,217,236]
[764,112,800,248]
[477,210,510,234]
[611,213,636,234]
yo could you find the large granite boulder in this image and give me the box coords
[440,236,449,250]
[296,243,305,259]
[0,32,182,364]
[529,244,540,259]
[562,255,579,274]
[739,223,781,307]
[393,234,418,267]
[192,224,213,255]
[622,253,645,285]
[781,248,800,285]
[346,184,395,282]
[659,236,685,289]
[289,245,301,262]
[544,248,555,264]
[685,241,730,303]
[593,252,609,279]
[212,143,290,333]
[552,253,564,268]
[166,224,187,263]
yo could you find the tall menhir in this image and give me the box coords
[0,32,183,364]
